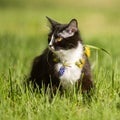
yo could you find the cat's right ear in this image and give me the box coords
[46,16,60,29]
[67,19,78,32]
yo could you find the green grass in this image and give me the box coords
[0,0,120,120]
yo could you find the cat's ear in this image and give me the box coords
[46,16,60,29]
[67,19,78,32]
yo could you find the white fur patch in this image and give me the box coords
[55,42,84,88]
[59,30,74,38]
[49,34,55,50]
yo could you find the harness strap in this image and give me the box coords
[52,46,90,76]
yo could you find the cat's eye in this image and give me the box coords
[56,37,63,42]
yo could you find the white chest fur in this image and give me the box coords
[55,42,84,88]
[56,63,82,88]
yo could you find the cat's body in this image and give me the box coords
[29,17,94,94]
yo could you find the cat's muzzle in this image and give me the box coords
[49,45,55,50]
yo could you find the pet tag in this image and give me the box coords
[59,67,65,76]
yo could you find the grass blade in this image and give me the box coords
[85,44,111,56]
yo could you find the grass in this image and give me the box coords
[0,0,120,120]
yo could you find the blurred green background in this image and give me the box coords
[0,0,120,72]
[0,0,120,36]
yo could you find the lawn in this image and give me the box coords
[0,0,120,120]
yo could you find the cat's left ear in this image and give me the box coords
[67,19,78,32]
[46,16,60,29]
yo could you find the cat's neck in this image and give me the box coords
[55,41,84,64]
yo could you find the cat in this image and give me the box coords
[29,17,94,95]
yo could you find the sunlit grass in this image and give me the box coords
[0,32,120,120]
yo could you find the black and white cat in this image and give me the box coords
[29,17,94,94]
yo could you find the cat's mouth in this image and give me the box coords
[49,45,55,50]
[49,45,64,52]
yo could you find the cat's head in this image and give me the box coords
[47,17,82,52]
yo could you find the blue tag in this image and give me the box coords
[59,67,65,76]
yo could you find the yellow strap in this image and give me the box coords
[53,46,91,69]
[75,59,85,68]
[85,46,90,57]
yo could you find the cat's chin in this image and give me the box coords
[49,47,63,56]
[50,49,62,55]
[53,50,65,58]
